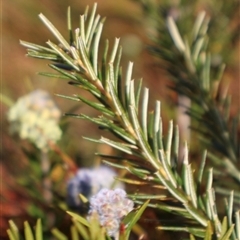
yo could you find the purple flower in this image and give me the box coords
[88,188,134,237]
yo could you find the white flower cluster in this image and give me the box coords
[88,188,134,237]
[67,166,124,208]
[8,90,62,151]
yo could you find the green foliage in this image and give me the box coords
[7,219,43,240]
[5,1,239,240]
[133,0,240,218]
[6,202,149,240]
[150,4,239,168]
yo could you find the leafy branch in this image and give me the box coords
[135,0,240,185]
[19,3,239,239]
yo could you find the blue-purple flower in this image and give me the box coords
[88,188,134,237]
[66,166,124,209]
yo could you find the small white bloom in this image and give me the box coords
[7,89,62,151]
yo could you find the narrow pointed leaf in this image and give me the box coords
[203,222,213,240]
[39,13,70,50]
[206,168,213,191]
[192,11,206,41]
[24,221,34,240]
[114,46,122,88]
[67,211,90,227]
[35,219,43,240]
[101,39,109,85]
[192,37,205,61]
[197,150,207,186]
[74,95,114,116]
[202,53,210,91]
[129,80,136,112]
[92,21,104,74]
[220,225,235,240]
[166,120,173,165]
[128,194,166,200]
[129,105,160,171]
[109,38,120,64]
[80,15,86,47]
[70,225,79,240]
[86,15,101,50]
[20,40,56,53]
[167,16,185,52]
[157,226,206,238]
[141,88,149,139]
[227,191,234,232]
[219,217,228,239]
[7,230,16,240]
[86,3,98,43]
[100,116,136,144]
[38,72,69,79]
[100,137,138,155]
[159,149,177,188]
[67,7,74,45]
[183,203,208,227]
[47,41,80,71]
[187,164,198,208]
[190,234,196,240]
[117,178,151,186]
[78,37,97,79]
[8,220,19,240]
[235,211,240,239]
[155,170,188,203]
[182,161,190,196]
[107,75,135,136]
[173,125,179,163]
[123,200,150,239]
[73,221,89,240]
[49,64,78,80]
[125,62,134,108]
[135,78,142,112]
[51,228,68,240]
[158,117,163,150]
[27,50,58,60]
[152,101,161,158]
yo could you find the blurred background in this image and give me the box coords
[1,0,239,239]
